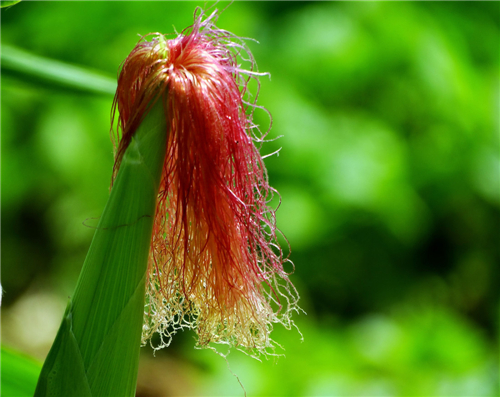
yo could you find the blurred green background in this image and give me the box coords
[2,1,499,396]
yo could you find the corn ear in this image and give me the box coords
[34,101,168,397]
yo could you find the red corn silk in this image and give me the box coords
[111,9,299,355]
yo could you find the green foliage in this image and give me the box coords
[185,306,496,396]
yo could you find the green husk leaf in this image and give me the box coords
[85,276,147,395]
[32,303,92,397]
[34,101,168,397]
[1,45,116,96]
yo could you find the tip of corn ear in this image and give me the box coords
[112,7,302,357]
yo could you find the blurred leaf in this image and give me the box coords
[34,102,168,396]
[1,345,42,397]
[1,45,116,96]
[1,0,21,8]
